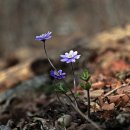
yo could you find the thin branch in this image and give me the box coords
[104,82,130,97]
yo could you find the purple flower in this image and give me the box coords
[50,70,66,79]
[60,50,81,63]
[35,31,52,42]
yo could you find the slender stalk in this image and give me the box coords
[53,80,70,114]
[64,93,74,103]
[43,42,57,71]
[87,90,90,118]
[71,63,77,93]
[63,92,101,130]
[69,89,78,107]
[55,91,70,114]
[71,103,102,130]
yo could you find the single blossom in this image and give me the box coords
[60,50,81,63]
[50,70,66,79]
[35,31,52,41]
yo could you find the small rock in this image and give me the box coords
[116,113,130,125]
[0,125,11,130]
[90,102,100,112]
[57,114,72,127]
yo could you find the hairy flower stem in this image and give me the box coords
[63,93,101,130]
[71,63,77,93]
[43,42,57,71]
[53,80,72,115]
[72,104,101,130]
[87,90,90,118]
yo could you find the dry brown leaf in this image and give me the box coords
[107,94,129,105]
[90,89,104,98]
[111,80,122,89]
[117,85,130,94]
[91,81,105,89]
[107,94,124,104]
[102,103,115,111]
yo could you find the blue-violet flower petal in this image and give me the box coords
[35,31,52,41]
[60,50,81,63]
[50,69,66,79]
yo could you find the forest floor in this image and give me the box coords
[0,25,130,130]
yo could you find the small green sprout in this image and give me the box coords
[80,69,92,118]
[80,69,91,82]
[80,81,92,91]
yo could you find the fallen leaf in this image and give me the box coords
[110,60,129,71]
[102,103,115,111]
[90,89,104,98]
[92,81,105,89]
[117,85,130,94]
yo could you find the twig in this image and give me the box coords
[104,83,130,97]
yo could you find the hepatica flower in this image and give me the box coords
[60,50,81,63]
[35,31,52,42]
[50,70,66,79]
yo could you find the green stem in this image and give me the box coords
[71,103,101,130]
[43,42,57,71]
[71,63,76,93]
[63,92,101,130]
[87,90,90,118]
[55,91,69,113]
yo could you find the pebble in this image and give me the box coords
[57,114,72,127]
[0,125,11,130]
[116,113,130,124]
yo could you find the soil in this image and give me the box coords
[0,27,130,130]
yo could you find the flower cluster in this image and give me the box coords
[35,32,81,80]
[35,32,100,129]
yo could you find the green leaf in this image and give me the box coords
[80,69,91,81]
[54,82,68,93]
[84,81,92,90]
[80,82,86,89]
[75,92,81,97]
[80,82,91,90]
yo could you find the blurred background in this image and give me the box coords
[0,0,130,56]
